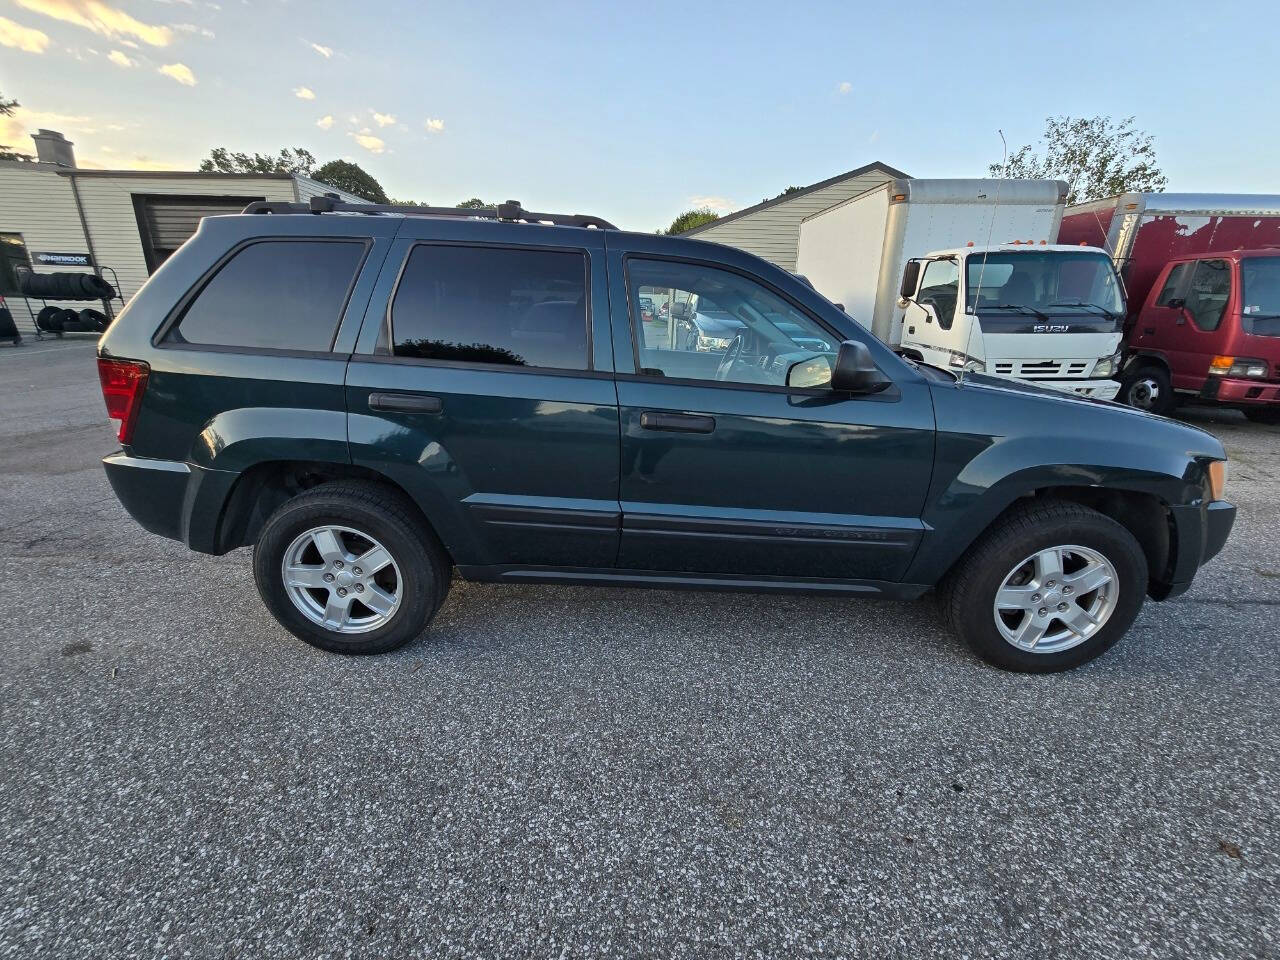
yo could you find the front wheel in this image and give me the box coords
[939,500,1148,672]
[253,481,450,654]
[1118,363,1175,416]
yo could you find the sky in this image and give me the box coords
[1,0,1278,232]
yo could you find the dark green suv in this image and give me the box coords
[97,199,1235,671]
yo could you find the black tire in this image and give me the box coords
[79,308,109,332]
[938,499,1149,672]
[252,480,451,654]
[1118,363,1175,416]
[36,306,61,331]
[1244,407,1280,425]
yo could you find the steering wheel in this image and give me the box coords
[714,334,745,381]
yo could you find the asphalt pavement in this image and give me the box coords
[1,338,1277,959]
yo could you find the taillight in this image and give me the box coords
[97,357,150,444]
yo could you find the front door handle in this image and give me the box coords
[639,411,715,434]
[368,392,443,414]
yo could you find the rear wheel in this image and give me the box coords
[1244,407,1280,425]
[253,481,450,654]
[939,500,1148,672]
[1118,363,1175,416]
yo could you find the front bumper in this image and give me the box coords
[1199,376,1280,406]
[1018,377,1121,401]
[1153,499,1236,599]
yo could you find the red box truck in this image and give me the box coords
[1059,193,1280,421]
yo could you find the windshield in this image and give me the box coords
[1242,257,1280,337]
[966,252,1125,319]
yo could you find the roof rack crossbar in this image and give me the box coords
[241,197,616,229]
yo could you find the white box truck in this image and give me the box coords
[796,179,1124,399]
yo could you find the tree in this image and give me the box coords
[199,146,316,175]
[313,159,388,203]
[0,92,33,162]
[991,116,1166,205]
[762,185,803,203]
[456,198,488,209]
[662,208,720,235]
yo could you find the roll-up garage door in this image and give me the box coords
[132,194,265,273]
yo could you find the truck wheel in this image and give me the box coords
[252,481,451,654]
[1244,408,1280,425]
[939,500,1148,672]
[1118,364,1175,416]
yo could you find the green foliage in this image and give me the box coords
[662,208,720,235]
[313,159,389,203]
[762,185,803,203]
[991,116,1166,204]
[456,198,488,209]
[0,92,33,162]
[198,146,317,175]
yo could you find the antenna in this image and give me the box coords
[959,129,1007,387]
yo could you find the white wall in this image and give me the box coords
[687,167,898,271]
[0,162,95,336]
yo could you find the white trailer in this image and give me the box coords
[796,179,1124,399]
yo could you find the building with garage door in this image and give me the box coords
[679,161,908,271]
[0,129,369,337]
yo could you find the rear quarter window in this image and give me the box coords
[166,240,366,351]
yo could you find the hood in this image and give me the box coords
[692,311,746,337]
[955,372,1226,455]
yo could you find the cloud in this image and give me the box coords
[13,0,172,47]
[307,41,332,58]
[868,129,879,144]
[172,22,214,38]
[157,61,196,85]
[0,15,51,52]
[687,194,735,211]
[837,81,852,95]
[107,48,134,66]
[0,106,97,146]
[349,129,384,154]
[371,111,396,127]
[316,114,334,130]
[294,86,315,100]
[424,117,444,133]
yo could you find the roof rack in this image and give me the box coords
[241,196,617,230]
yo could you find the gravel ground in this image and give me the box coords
[1,338,1277,959]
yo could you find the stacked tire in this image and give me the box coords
[18,271,116,300]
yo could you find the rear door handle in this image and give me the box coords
[639,411,715,434]
[368,392,443,414]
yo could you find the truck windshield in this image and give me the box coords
[966,252,1124,327]
[1241,257,1280,337]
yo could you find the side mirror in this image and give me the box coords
[1166,297,1185,309]
[900,260,921,300]
[831,340,891,394]
[786,354,833,389]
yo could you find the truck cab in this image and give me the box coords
[1119,250,1280,422]
[898,244,1125,399]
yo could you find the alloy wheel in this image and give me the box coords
[992,545,1119,653]
[281,525,402,634]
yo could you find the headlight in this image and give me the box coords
[696,335,733,352]
[1208,355,1268,378]
[1207,460,1228,500]
[1092,352,1123,378]
[948,350,984,372]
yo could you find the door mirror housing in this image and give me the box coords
[900,260,921,300]
[831,340,891,394]
[1166,297,1186,309]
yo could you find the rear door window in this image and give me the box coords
[389,245,589,370]
[168,240,366,351]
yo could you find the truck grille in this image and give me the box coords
[992,360,1091,379]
